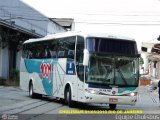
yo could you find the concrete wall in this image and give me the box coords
[16,50,22,71]
[0,47,9,79]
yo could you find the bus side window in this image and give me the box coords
[49,39,57,58]
[28,51,32,59]
[58,51,65,58]
[51,51,57,58]
[46,47,51,58]
[57,37,76,59]
[68,50,74,59]
[22,44,27,58]
[38,41,52,59]
[39,48,46,58]
[22,43,33,59]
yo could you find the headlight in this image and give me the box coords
[130,92,136,96]
[124,92,137,96]
[85,89,99,94]
[129,92,137,96]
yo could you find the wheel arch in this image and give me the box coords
[64,82,74,98]
[64,83,72,94]
[29,78,34,90]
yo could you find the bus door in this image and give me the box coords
[76,36,85,101]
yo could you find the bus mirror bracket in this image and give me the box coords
[83,49,89,66]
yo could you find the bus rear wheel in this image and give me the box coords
[65,87,74,108]
[109,104,117,110]
[29,82,36,98]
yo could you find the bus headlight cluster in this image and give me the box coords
[85,89,99,94]
[124,92,137,96]
[129,92,137,96]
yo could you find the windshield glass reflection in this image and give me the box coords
[87,53,139,87]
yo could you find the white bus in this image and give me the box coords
[20,31,140,109]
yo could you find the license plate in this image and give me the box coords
[109,98,118,102]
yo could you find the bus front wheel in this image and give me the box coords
[65,87,74,107]
[109,104,117,110]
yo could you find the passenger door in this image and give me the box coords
[76,36,85,101]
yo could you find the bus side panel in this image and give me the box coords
[52,58,69,98]
[52,58,78,101]
[31,72,45,95]
[77,80,85,102]
[65,58,78,101]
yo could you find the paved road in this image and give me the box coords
[0,86,159,120]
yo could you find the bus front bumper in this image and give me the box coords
[81,92,137,105]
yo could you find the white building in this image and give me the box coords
[0,0,66,80]
[141,39,160,86]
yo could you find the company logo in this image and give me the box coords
[112,91,116,95]
[2,114,18,120]
[40,63,52,80]
[66,61,75,75]
[2,114,8,120]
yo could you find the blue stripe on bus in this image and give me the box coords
[118,87,136,93]
[24,59,41,73]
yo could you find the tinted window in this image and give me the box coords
[22,40,55,59]
[57,36,76,59]
[87,38,138,56]
[22,37,76,59]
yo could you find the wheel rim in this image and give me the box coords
[29,84,33,96]
[66,90,69,103]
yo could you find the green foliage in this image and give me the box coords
[139,57,144,65]
[10,69,19,80]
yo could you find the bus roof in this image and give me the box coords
[23,31,135,44]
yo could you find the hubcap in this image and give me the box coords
[66,91,69,103]
[29,85,33,96]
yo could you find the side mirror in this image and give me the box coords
[83,49,89,66]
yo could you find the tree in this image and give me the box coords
[139,57,144,65]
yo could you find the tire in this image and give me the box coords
[65,87,75,108]
[109,104,117,110]
[29,83,36,98]
[59,98,65,104]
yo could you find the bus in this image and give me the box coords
[20,31,140,109]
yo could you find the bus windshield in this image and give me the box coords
[86,53,139,87]
[86,37,139,87]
